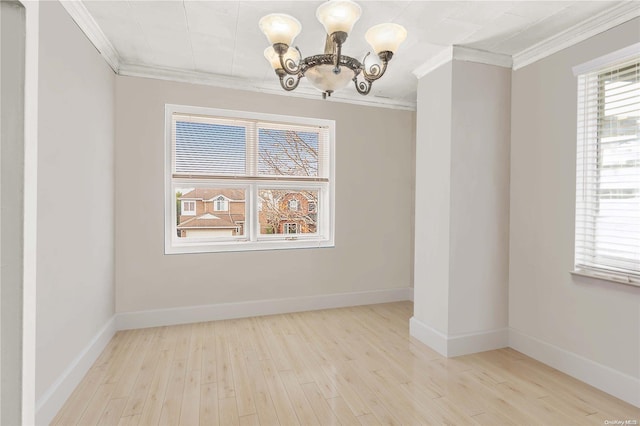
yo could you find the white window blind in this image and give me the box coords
[166,105,335,254]
[575,57,640,284]
[172,114,330,182]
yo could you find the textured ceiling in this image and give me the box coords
[81,1,628,106]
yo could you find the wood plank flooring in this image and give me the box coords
[53,302,640,425]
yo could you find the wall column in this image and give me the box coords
[411,48,511,357]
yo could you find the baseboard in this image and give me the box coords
[35,316,117,425]
[448,327,510,357]
[509,328,640,408]
[409,317,449,355]
[117,287,414,330]
[410,317,509,357]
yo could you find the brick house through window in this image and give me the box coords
[258,190,318,235]
[177,188,318,238]
[177,188,245,238]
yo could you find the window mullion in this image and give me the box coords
[247,122,257,176]
[249,183,258,242]
[248,122,258,242]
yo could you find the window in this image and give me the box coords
[165,105,335,253]
[181,200,196,216]
[213,196,228,211]
[574,49,639,285]
[283,223,299,234]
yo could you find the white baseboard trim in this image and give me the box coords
[509,328,640,408]
[410,317,449,355]
[410,317,509,357]
[35,316,117,425]
[448,327,510,357]
[116,287,414,330]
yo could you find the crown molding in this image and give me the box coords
[412,46,511,79]
[60,0,121,73]
[513,1,640,70]
[118,63,417,111]
[453,46,512,68]
[412,47,453,79]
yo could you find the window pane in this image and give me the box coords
[258,128,319,177]
[176,187,246,238]
[175,120,246,175]
[258,189,318,235]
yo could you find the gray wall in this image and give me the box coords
[115,76,415,313]
[1,2,26,423]
[36,1,115,400]
[510,18,640,379]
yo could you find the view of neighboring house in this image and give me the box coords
[177,188,317,237]
[259,190,318,235]
[178,188,245,237]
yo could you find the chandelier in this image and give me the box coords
[259,0,407,99]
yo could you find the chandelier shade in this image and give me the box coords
[305,64,356,93]
[365,23,408,54]
[259,0,406,99]
[315,0,362,36]
[264,46,300,70]
[258,13,302,46]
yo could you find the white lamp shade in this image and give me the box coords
[263,46,300,70]
[365,23,407,54]
[305,65,355,93]
[316,0,362,35]
[259,13,302,46]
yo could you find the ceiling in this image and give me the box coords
[76,1,636,108]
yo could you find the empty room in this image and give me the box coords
[1,0,639,425]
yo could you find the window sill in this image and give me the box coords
[570,269,640,288]
[166,238,334,255]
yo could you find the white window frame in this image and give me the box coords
[181,200,196,216]
[213,196,229,212]
[165,104,335,254]
[288,199,299,211]
[572,43,640,286]
[283,223,299,234]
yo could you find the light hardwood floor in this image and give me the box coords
[53,302,639,425]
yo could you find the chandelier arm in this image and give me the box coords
[361,52,389,82]
[274,43,303,75]
[353,76,372,96]
[278,72,303,91]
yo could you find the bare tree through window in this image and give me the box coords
[258,129,319,235]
